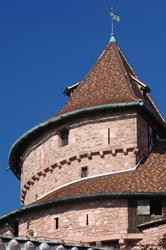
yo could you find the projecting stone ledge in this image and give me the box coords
[0,235,101,250]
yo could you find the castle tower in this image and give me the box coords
[0,33,166,249]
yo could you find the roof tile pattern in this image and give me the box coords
[56,42,140,116]
[37,141,166,203]
[55,42,163,123]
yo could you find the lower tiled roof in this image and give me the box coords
[37,141,166,203]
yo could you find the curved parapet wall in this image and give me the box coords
[19,199,128,243]
[20,111,146,205]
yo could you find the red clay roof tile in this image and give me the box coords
[54,42,163,122]
[56,42,139,116]
[37,141,166,203]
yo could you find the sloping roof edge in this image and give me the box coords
[138,217,166,230]
[1,192,166,225]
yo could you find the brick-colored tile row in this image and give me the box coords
[37,141,166,203]
[55,42,162,123]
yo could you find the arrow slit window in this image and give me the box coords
[108,128,110,145]
[55,217,59,230]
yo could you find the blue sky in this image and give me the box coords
[0,0,165,215]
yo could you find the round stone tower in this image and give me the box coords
[10,41,151,206]
[4,38,166,249]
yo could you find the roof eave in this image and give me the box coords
[9,101,166,179]
[9,101,143,178]
[1,192,166,225]
[138,217,166,230]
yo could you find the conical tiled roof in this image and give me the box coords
[56,41,163,121]
[9,40,166,179]
[57,42,139,115]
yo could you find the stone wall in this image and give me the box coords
[19,199,128,244]
[21,112,140,205]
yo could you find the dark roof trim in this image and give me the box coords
[130,74,151,93]
[1,192,166,224]
[9,100,166,179]
[138,217,166,231]
[9,101,143,178]
[142,103,166,135]
[64,81,81,97]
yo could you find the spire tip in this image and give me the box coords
[110,33,116,43]
[109,9,120,43]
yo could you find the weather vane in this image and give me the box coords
[109,8,120,42]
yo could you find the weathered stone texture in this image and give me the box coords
[19,199,128,243]
[21,113,139,205]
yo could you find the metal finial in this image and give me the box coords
[109,8,120,43]
[111,8,114,36]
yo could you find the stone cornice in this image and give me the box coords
[21,146,138,204]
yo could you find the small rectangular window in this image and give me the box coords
[59,129,69,147]
[137,200,150,215]
[55,217,59,229]
[137,200,162,216]
[81,166,88,178]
